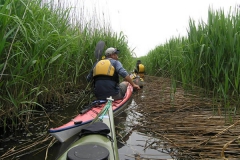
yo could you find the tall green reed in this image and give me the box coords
[0,0,134,131]
[143,6,240,115]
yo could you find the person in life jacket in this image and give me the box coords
[134,60,145,78]
[87,47,140,100]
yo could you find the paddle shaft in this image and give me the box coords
[94,41,105,61]
[80,100,107,114]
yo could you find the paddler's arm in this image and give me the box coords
[124,75,140,90]
[114,60,140,90]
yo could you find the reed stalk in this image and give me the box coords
[0,0,134,131]
[142,6,240,116]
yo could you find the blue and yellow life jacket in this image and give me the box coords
[93,59,119,83]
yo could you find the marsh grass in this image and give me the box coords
[0,0,134,131]
[142,6,240,116]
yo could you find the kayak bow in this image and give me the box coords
[57,96,119,160]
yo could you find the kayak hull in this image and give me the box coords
[49,83,133,142]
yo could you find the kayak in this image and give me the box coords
[57,97,119,160]
[130,72,144,88]
[49,83,133,142]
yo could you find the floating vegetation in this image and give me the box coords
[133,75,240,159]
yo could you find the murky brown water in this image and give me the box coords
[4,75,237,159]
[0,81,174,160]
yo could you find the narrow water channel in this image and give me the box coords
[115,100,173,160]
[0,95,173,160]
[2,75,238,159]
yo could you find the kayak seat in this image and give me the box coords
[79,122,113,142]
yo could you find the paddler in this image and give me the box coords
[87,47,140,100]
[134,59,145,78]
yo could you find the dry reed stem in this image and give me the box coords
[45,137,57,160]
[0,135,52,159]
[132,75,240,159]
[191,119,240,149]
[221,135,240,159]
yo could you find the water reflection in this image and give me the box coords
[0,98,173,160]
[115,100,173,160]
[119,132,173,160]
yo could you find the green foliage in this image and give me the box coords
[0,0,134,130]
[144,6,240,112]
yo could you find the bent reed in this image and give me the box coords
[0,0,133,132]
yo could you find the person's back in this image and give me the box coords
[134,60,145,78]
[87,47,140,100]
[93,58,123,100]
[138,63,145,78]
[138,64,145,73]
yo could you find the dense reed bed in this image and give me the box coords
[0,0,134,132]
[142,6,240,114]
[134,75,240,159]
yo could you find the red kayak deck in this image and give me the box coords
[49,83,133,142]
